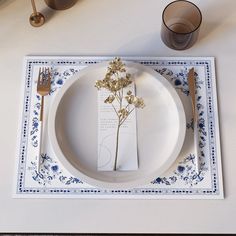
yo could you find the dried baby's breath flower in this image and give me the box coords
[118,108,129,120]
[107,57,126,75]
[95,80,104,90]
[133,97,145,108]
[125,94,134,104]
[125,94,145,108]
[104,95,115,104]
[95,57,145,171]
[127,90,132,95]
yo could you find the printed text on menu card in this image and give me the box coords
[97,82,138,171]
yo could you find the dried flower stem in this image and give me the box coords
[114,87,123,171]
[114,120,121,171]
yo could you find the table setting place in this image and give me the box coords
[13,0,224,200]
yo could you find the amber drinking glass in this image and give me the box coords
[161,0,202,50]
[44,0,77,10]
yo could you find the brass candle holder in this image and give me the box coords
[29,0,77,27]
[29,0,45,27]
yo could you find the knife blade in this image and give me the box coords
[187,68,200,173]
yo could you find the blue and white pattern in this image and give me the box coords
[14,57,223,199]
[28,154,82,186]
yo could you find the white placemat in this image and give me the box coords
[13,56,224,199]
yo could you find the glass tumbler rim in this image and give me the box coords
[162,0,202,35]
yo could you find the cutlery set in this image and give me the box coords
[36,66,199,175]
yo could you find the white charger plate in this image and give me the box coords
[48,61,186,189]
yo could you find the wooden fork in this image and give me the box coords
[37,67,51,171]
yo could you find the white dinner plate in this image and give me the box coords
[48,61,186,189]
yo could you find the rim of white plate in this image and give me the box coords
[48,61,186,189]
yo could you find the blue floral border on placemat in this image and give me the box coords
[15,57,223,198]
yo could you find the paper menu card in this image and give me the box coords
[97,82,138,171]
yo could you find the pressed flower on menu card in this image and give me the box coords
[95,58,145,171]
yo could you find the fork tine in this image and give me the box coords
[46,68,51,85]
[37,67,42,87]
[43,67,46,82]
[38,67,41,81]
[42,67,48,86]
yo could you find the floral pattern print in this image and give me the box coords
[28,153,82,186]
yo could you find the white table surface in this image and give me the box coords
[0,0,236,234]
